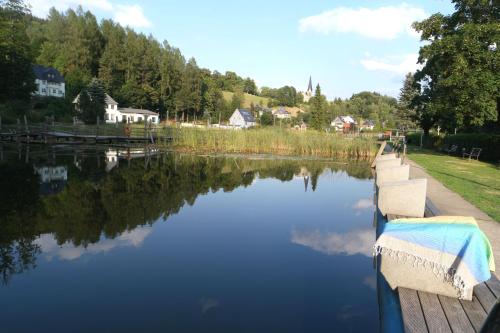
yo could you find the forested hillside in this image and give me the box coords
[1,2,262,122]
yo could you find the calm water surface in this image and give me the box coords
[0,145,378,332]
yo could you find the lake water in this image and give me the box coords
[0,145,378,332]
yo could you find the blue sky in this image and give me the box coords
[29,1,455,99]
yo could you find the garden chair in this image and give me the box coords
[443,145,458,154]
[463,147,481,160]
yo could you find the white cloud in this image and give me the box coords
[29,0,113,17]
[114,4,152,28]
[353,198,373,210]
[360,53,421,75]
[298,4,427,40]
[35,226,152,261]
[291,228,374,257]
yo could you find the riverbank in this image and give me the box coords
[166,127,378,158]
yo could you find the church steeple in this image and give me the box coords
[307,76,313,93]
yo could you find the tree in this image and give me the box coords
[412,0,499,131]
[0,0,35,102]
[230,88,245,111]
[309,84,328,131]
[78,78,105,124]
[260,112,273,126]
[396,73,419,130]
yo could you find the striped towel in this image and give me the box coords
[374,216,495,299]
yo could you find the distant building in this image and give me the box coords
[331,116,357,132]
[293,121,307,131]
[229,109,256,128]
[34,165,67,195]
[273,107,291,119]
[361,120,375,131]
[33,65,65,98]
[73,93,159,124]
[302,76,313,103]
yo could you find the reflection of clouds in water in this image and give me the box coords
[363,276,376,290]
[199,297,220,314]
[353,198,373,210]
[291,228,374,257]
[35,227,152,261]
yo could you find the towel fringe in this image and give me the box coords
[373,245,467,299]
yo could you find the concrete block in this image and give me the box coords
[378,178,427,217]
[376,164,410,187]
[375,158,401,171]
[376,153,397,163]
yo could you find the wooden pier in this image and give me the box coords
[388,203,500,333]
[374,142,499,332]
[0,119,173,145]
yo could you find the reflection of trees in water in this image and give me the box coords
[0,151,371,284]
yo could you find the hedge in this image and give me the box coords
[406,132,500,162]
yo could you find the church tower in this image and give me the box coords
[303,76,313,102]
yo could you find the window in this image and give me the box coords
[53,89,56,93]
[42,88,46,93]
[151,117,156,123]
[105,113,110,121]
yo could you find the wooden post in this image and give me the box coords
[144,117,147,138]
[24,115,29,143]
[96,116,99,140]
[16,118,20,143]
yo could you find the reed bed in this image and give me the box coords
[166,127,377,158]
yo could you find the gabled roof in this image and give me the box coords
[119,108,158,116]
[363,119,375,126]
[237,109,255,123]
[33,65,65,84]
[73,93,117,105]
[274,107,290,115]
[105,94,118,105]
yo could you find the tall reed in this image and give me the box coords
[164,127,377,158]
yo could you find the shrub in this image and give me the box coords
[443,134,500,162]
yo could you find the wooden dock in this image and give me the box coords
[0,121,173,145]
[386,202,499,333]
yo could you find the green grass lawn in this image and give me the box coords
[222,91,272,108]
[407,148,500,221]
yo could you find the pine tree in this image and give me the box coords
[309,84,327,131]
[396,73,419,130]
[78,78,105,124]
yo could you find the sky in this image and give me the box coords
[27,0,455,99]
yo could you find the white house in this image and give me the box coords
[331,116,357,131]
[33,65,65,98]
[229,109,256,128]
[273,107,291,119]
[73,93,159,124]
[360,120,375,131]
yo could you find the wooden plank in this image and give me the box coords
[371,141,387,168]
[460,296,487,332]
[485,274,500,298]
[399,287,428,333]
[418,291,452,333]
[438,295,475,333]
[474,283,497,313]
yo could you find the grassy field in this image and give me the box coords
[222,91,272,108]
[167,127,377,158]
[408,148,500,221]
